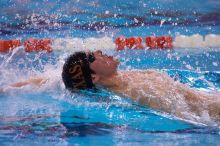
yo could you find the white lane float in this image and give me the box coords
[173,34,204,48]
[204,34,220,47]
[173,34,220,48]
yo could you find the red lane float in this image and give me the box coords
[0,40,21,53]
[115,36,144,50]
[24,39,52,52]
[146,36,173,49]
[145,36,157,48]
[126,37,143,49]
[115,36,173,50]
[115,36,126,50]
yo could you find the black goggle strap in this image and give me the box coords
[87,52,95,63]
[87,52,96,74]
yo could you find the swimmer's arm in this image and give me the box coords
[0,78,48,94]
[10,78,48,88]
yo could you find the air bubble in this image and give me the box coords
[212,62,218,66]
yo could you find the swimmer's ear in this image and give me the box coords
[91,74,100,83]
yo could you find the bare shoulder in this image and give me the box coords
[119,69,173,84]
[120,69,169,77]
[144,69,167,75]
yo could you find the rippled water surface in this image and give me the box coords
[0,0,220,145]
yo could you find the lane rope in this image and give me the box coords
[0,34,220,53]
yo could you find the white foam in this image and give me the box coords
[52,38,85,52]
[52,36,115,52]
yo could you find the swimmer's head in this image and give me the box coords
[62,51,95,91]
[62,50,119,91]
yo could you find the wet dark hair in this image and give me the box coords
[62,51,95,91]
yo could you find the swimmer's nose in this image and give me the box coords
[108,56,113,59]
[114,55,120,62]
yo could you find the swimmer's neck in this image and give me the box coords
[96,71,128,90]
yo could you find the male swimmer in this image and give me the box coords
[2,50,220,123]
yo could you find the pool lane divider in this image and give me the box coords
[0,34,220,53]
[115,36,173,50]
[0,40,22,53]
[24,38,52,52]
[0,38,52,53]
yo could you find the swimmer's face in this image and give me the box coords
[90,50,119,78]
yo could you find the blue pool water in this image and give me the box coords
[0,0,220,145]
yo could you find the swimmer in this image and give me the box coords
[2,51,220,123]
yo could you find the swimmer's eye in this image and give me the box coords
[87,53,95,63]
[96,50,102,55]
[87,53,96,74]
